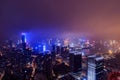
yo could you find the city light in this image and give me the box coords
[108,50,113,55]
[21,33,26,35]
[64,39,69,46]
[43,45,46,52]
[35,47,38,50]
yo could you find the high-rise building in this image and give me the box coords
[69,52,82,73]
[21,33,26,43]
[21,33,26,50]
[87,55,104,80]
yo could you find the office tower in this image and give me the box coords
[21,33,26,50]
[21,33,26,43]
[43,44,46,52]
[69,52,82,73]
[87,55,104,80]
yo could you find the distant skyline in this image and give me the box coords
[0,0,120,40]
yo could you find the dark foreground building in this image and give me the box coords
[69,52,82,73]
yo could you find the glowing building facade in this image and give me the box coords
[87,55,104,80]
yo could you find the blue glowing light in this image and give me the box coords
[82,39,86,42]
[82,52,85,56]
[38,45,41,47]
[21,33,27,43]
[35,47,38,50]
[70,43,74,47]
[83,78,87,80]
[43,45,46,52]
[57,43,61,46]
[25,38,27,43]
[21,33,26,35]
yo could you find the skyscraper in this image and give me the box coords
[21,33,26,50]
[69,52,82,73]
[87,55,104,80]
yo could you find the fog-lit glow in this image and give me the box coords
[21,33,27,43]
[43,45,46,52]
[21,33,26,35]
[108,50,113,55]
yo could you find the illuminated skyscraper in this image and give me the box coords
[87,55,104,80]
[43,44,46,52]
[21,33,26,50]
[21,33,26,43]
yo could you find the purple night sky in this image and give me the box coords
[0,0,120,40]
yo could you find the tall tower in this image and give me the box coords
[21,33,26,50]
[87,55,104,80]
[21,33,26,43]
[69,52,82,73]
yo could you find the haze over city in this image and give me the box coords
[0,0,120,40]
